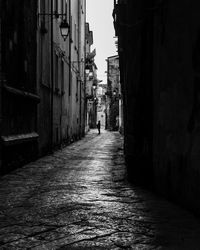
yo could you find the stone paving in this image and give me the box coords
[0,130,200,249]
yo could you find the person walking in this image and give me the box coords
[97,120,101,134]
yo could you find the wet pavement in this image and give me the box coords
[0,130,200,249]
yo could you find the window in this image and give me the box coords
[76,77,78,102]
[54,0,58,14]
[76,25,78,50]
[74,23,77,48]
[69,71,72,96]
[61,60,64,94]
[55,54,58,91]
[65,1,68,20]
[41,0,45,13]
[61,0,64,16]
[73,23,78,51]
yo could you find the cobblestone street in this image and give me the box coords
[0,130,200,249]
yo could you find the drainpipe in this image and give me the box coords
[0,7,2,170]
[50,0,54,151]
[78,0,81,137]
[83,0,86,136]
[60,67,63,147]
[68,0,71,140]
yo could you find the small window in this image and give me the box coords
[54,0,58,13]
[41,0,45,13]
[65,1,68,19]
[76,77,78,102]
[61,0,64,16]
[69,71,72,96]
[61,60,64,94]
[74,23,76,47]
[55,54,58,91]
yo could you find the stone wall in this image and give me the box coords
[114,0,200,213]
[115,0,154,184]
[0,0,39,173]
[153,0,200,213]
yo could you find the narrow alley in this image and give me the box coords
[0,130,200,249]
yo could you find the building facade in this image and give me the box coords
[113,0,200,214]
[85,23,99,130]
[37,0,52,155]
[0,0,87,174]
[96,84,107,129]
[0,0,39,173]
[86,61,98,129]
[106,55,120,131]
[38,0,86,155]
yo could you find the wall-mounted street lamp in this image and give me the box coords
[59,19,70,41]
[85,64,90,75]
[112,89,121,100]
[38,13,70,41]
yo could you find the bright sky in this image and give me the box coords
[86,0,117,84]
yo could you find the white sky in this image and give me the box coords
[86,0,117,84]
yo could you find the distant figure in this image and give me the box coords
[97,120,101,134]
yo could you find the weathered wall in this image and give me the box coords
[1,0,39,173]
[0,0,3,170]
[38,0,86,153]
[37,0,51,155]
[115,0,154,183]
[68,0,86,141]
[106,55,120,131]
[0,0,86,172]
[153,0,200,213]
[114,0,200,213]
